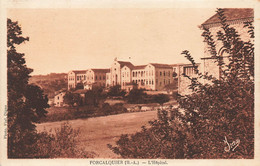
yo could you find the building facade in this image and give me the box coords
[67,58,195,94]
[54,91,66,107]
[68,70,87,90]
[84,69,109,90]
[200,8,253,79]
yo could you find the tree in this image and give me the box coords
[75,82,84,90]
[63,91,82,107]
[85,87,107,107]
[7,19,49,158]
[153,94,170,106]
[126,88,147,104]
[109,8,254,159]
[107,85,126,97]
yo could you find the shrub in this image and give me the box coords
[107,85,126,97]
[34,122,91,158]
[126,88,147,104]
[153,94,170,106]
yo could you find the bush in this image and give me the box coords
[107,85,126,97]
[126,88,147,104]
[85,87,107,107]
[152,94,170,106]
[108,110,187,158]
[31,122,91,158]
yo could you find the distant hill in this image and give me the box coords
[29,73,68,99]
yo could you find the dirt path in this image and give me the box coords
[37,110,158,158]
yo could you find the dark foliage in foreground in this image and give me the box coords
[7,19,89,158]
[7,18,49,158]
[108,8,254,159]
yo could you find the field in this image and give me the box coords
[37,110,158,158]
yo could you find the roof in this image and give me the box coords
[202,8,253,26]
[117,61,134,69]
[133,65,146,70]
[71,70,87,74]
[90,68,110,73]
[149,63,173,69]
[73,89,88,94]
[169,63,185,67]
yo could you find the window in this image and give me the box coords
[152,80,154,85]
[95,76,97,80]
[169,79,170,84]
[168,71,170,76]
[100,76,102,80]
[163,71,166,76]
[184,66,197,76]
[160,72,162,76]
[156,79,158,84]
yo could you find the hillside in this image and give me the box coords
[29,73,68,99]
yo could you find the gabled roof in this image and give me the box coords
[202,8,253,26]
[117,61,134,69]
[90,68,110,73]
[71,70,87,74]
[149,63,173,69]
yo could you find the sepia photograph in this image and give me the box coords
[0,0,259,165]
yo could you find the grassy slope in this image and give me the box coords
[37,110,158,158]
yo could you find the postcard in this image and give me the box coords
[0,0,260,166]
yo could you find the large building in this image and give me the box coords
[177,8,253,95]
[68,70,87,90]
[109,59,182,91]
[200,8,253,79]
[68,58,185,92]
[84,69,110,90]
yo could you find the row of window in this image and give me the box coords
[183,66,197,76]
[132,70,173,77]
[127,78,171,86]
[69,74,106,81]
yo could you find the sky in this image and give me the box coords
[7,8,216,75]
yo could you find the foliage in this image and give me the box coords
[85,87,107,107]
[63,91,82,107]
[153,94,170,106]
[126,88,147,104]
[7,18,49,158]
[107,85,126,97]
[108,110,187,158]
[34,122,91,158]
[109,8,254,159]
[75,82,84,90]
